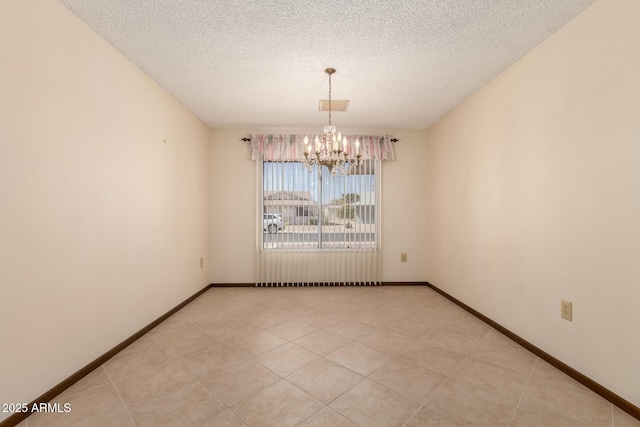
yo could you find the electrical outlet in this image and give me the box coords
[401,253,407,263]
[561,300,572,321]
[200,257,204,268]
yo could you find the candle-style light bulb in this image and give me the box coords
[355,139,360,155]
[314,135,320,152]
[304,136,309,153]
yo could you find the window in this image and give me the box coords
[261,160,379,250]
[250,134,392,285]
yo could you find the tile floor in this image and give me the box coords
[21,286,640,427]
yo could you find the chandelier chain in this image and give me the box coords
[328,71,332,126]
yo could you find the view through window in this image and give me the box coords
[261,160,378,250]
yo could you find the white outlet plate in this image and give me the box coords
[561,300,573,321]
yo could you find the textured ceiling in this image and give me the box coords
[57,0,596,130]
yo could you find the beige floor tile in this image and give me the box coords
[188,289,219,305]
[296,310,346,328]
[157,328,223,359]
[358,328,417,355]
[293,329,352,356]
[426,378,516,427]
[612,406,640,427]
[349,308,402,328]
[469,339,537,373]
[256,296,298,312]
[111,360,195,407]
[286,358,364,404]
[298,407,358,427]
[253,343,321,377]
[327,341,393,376]
[201,359,280,405]
[147,316,204,342]
[376,299,421,316]
[203,320,263,342]
[445,311,492,338]
[172,299,218,320]
[400,341,466,376]
[517,375,611,426]
[244,309,295,329]
[58,366,111,398]
[267,319,319,341]
[381,314,434,338]
[28,384,136,427]
[128,381,224,427]
[482,328,524,350]
[396,296,440,310]
[231,380,324,427]
[509,404,594,427]
[405,405,466,427]
[103,344,171,380]
[200,408,248,426]
[531,359,598,396]
[324,319,380,340]
[420,327,484,355]
[324,302,365,317]
[329,378,421,427]
[226,330,288,358]
[277,303,320,318]
[450,357,529,402]
[369,356,446,403]
[407,308,456,330]
[192,310,235,331]
[180,344,245,378]
[211,302,258,319]
[343,296,385,312]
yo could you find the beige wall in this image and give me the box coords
[0,0,211,419]
[209,128,429,284]
[424,0,640,406]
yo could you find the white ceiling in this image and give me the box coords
[57,0,596,130]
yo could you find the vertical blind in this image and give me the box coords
[250,134,394,286]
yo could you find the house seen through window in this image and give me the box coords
[261,160,378,250]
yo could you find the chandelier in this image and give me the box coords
[302,68,363,176]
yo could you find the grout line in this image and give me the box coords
[101,365,140,427]
[401,354,469,426]
[505,356,539,426]
[293,405,325,426]
[610,402,614,427]
[161,344,228,407]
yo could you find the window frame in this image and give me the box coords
[259,160,380,252]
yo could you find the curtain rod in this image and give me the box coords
[241,137,398,142]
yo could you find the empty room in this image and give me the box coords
[1,0,639,426]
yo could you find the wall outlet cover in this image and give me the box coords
[561,300,573,321]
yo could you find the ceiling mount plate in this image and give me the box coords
[318,99,350,112]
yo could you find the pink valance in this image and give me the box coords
[249,134,395,162]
